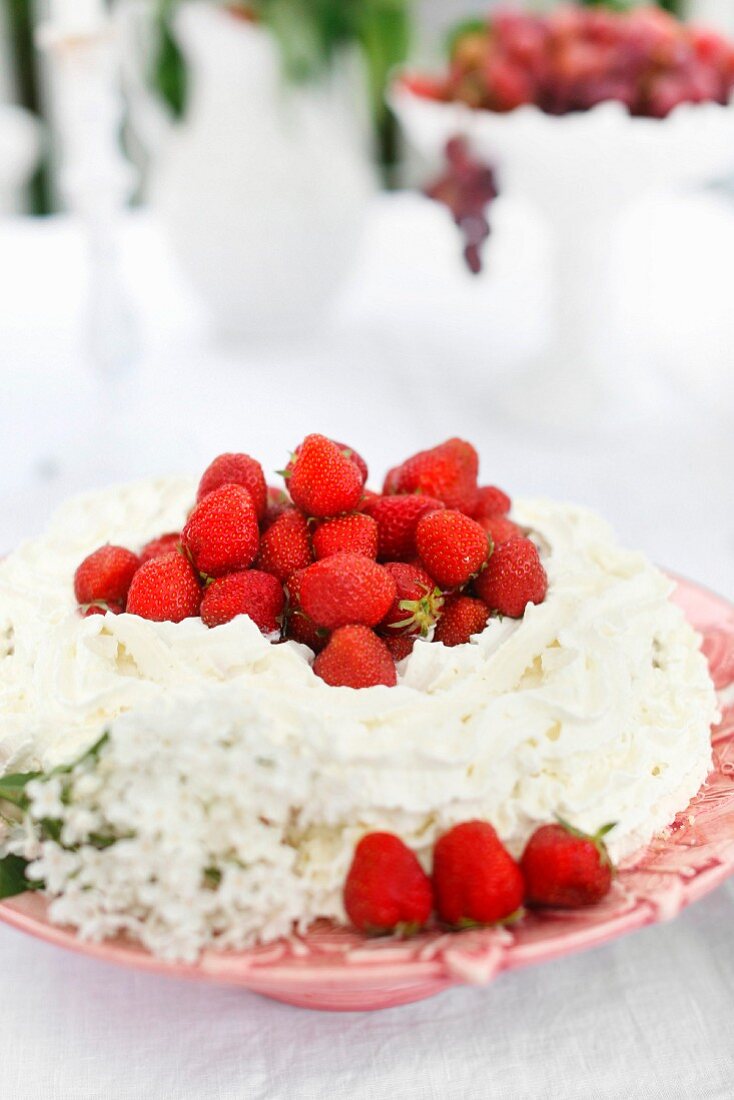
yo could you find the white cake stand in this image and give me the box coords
[392,81,734,432]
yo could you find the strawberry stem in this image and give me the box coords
[389,586,445,637]
[454,906,525,930]
[554,815,617,869]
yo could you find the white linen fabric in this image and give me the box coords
[0,195,732,1099]
[1,884,734,1100]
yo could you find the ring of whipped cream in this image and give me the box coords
[0,478,718,940]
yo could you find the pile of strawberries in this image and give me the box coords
[73,435,548,688]
[344,818,615,935]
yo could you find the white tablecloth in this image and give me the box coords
[0,193,732,1099]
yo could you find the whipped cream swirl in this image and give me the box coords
[0,478,719,943]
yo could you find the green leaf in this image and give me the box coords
[359,1,411,122]
[577,0,639,10]
[203,866,222,889]
[0,732,107,817]
[152,0,188,118]
[0,771,41,809]
[88,833,118,850]
[0,854,35,900]
[259,0,326,83]
[40,819,63,843]
[50,732,109,778]
[78,731,110,765]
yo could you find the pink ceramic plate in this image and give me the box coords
[1,576,733,1011]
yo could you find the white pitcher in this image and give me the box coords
[120,1,375,337]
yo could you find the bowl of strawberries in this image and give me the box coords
[392,5,734,428]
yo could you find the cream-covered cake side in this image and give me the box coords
[0,478,719,953]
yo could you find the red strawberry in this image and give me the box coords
[380,562,444,636]
[432,821,524,926]
[126,552,202,622]
[356,488,380,513]
[382,465,402,495]
[331,440,368,485]
[288,438,368,486]
[433,594,489,646]
[284,568,327,653]
[385,438,479,512]
[82,601,123,617]
[182,483,260,578]
[344,832,432,933]
[364,494,445,562]
[383,634,415,662]
[474,536,547,618]
[287,434,364,517]
[74,545,141,607]
[140,533,181,563]
[313,625,397,688]
[520,821,615,908]
[415,509,490,589]
[284,611,325,652]
[200,569,285,633]
[299,553,397,630]
[262,485,294,531]
[477,515,521,547]
[472,485,511,520]
[256,509,313,582]
[196,453,267,518]
[312,513,378,560]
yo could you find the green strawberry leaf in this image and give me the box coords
[455,906,525,930]
[394,920,423,938]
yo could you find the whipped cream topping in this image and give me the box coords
[0,478,719,939]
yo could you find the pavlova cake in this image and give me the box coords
[0,436,718,960]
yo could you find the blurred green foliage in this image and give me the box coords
[4,0,51,212]
[153,0,188,118]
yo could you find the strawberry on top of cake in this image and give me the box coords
[69,435,548,688]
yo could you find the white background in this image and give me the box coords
[0,192,732,1097]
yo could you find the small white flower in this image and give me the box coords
[15,691,346,961]
[60,807,101,846]
[72,772,103,801]
[26,777,65,821]
[3,816,43,861]
[27,842,80,893]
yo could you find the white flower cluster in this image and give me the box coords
[3,690,338,963]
